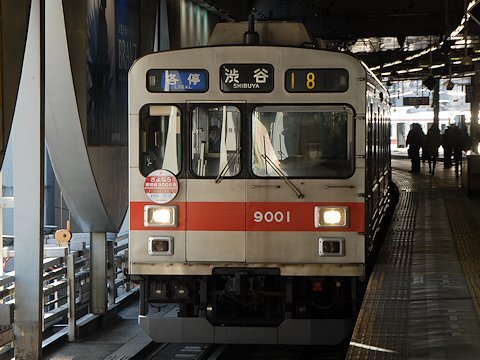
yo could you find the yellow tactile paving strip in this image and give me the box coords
[438,180,480,322]
[347,159,480,359]
[347,170,416,359]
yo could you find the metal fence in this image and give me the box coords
[0,235,134,349]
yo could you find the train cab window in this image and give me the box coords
[139,105,181,177]
[191,105,241,177]
[251,105,354,178]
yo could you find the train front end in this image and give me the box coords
[128,30,390,344]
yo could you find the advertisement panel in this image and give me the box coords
[87,0,139,145]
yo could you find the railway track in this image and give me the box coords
[142,343,216,359]
[139,343,348,360]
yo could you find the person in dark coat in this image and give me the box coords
[449,124,467,178]
[406,123,425,173]
[424,123,442,175]
[442,126,453,168]
[461,126,472,152]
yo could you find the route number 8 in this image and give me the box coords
[306,72,315,90]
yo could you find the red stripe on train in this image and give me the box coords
[130,201,365,232]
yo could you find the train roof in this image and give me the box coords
[208,21,321,48]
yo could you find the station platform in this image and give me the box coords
[40,300,153,360]
[347,158,480,359]
[19,158,480,359]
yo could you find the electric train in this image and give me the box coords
[128,21,395,345]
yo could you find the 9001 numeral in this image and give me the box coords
[253,211,291,223]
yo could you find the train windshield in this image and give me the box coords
[252,105,354,178]
[139,105,182,176]
[191,105,241,177]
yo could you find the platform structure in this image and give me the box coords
[347,158,480,359]
[25,158,480,359]
[40,301,152,360]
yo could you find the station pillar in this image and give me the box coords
[471,71,480,152]
[13,0,45,358]
[90,232,108,314]
[433,83,440,126]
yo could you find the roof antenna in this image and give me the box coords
[243,12,259,45]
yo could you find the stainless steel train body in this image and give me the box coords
[128,23,393,345]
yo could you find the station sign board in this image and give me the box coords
[403,96,430,106]
[220,64,274,93]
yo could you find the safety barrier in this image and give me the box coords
[0,235,134,349]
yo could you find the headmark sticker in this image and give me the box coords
[144,169,179,204]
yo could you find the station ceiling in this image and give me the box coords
[194,0,480,82]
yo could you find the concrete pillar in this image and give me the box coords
[67,253,76,341]
[159,0,170,51]
[471,72,480,152]
[13,0,45,358]
[107,240,116,305]
[90,232,107,314]
[433,83,440,126]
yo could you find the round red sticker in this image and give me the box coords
[144,169,179,204]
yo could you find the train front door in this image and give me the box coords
[185,102,246,262]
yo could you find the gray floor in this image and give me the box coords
[348,159,480,359]
[42,301,150,360]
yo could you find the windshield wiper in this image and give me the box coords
[215,147,242,183]
[261,153,304,199]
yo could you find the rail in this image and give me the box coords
[0,234,135,350]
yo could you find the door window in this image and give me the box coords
[139,105,181,176]
[191,105,242,177]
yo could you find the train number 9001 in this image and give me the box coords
[253,210,291,223]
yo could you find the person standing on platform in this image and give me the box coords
[406,123,425,173]
[442,126,453,168]
[449,123,468,178]
[424,123,442,175]
[461,126,472,153]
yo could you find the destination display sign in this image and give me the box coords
[285,69,348,92]
[147,69,208,92]
[220,64,274,93]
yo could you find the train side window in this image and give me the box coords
[191,105,241,177]
[139,105,182,177]
[251,105,354,178]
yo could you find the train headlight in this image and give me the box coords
[314,206,349,228]
[144,205,178,227]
